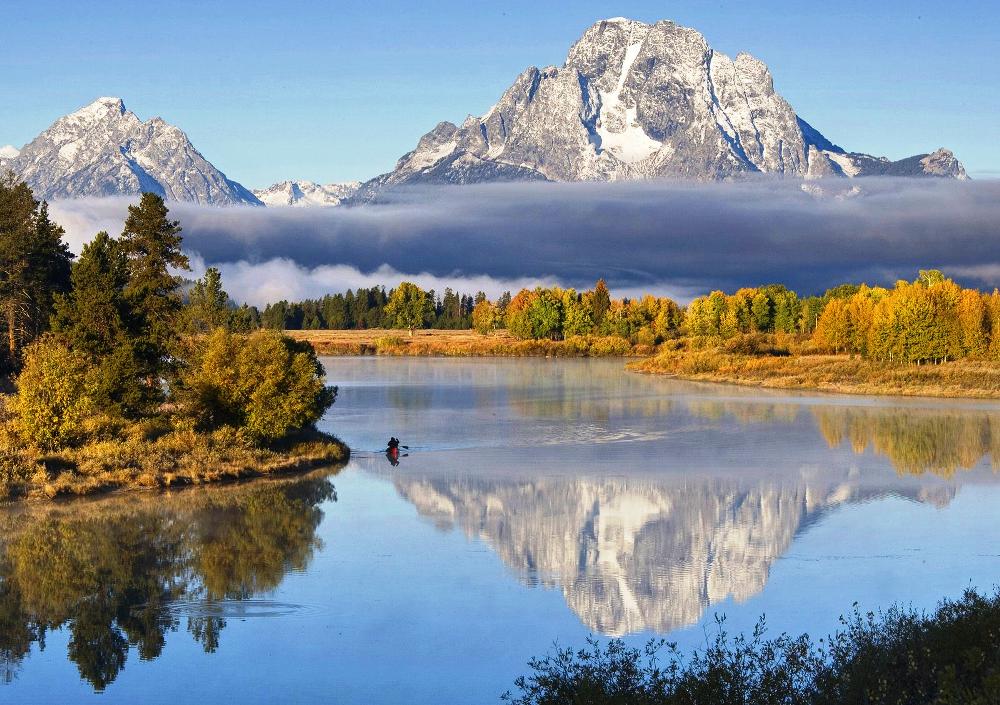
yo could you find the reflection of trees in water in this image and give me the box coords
[683,399,801,425]
[812,407,1000,477]
[679,396,1000,478]
[505,364,678,422]
[0,473,336,690]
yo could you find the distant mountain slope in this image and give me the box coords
[3,98,261,205]
[354,18,967,202]
[253,180,361,207]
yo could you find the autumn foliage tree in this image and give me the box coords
[383,282,435,336]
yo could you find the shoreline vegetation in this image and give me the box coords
[286,329,648,357]
[506,589,1000,705]
[628,334,1000,399]
[288,329,1000,399]
[0,178,346,503]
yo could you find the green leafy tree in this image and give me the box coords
[527,289,563,340]
[751,291,772,332]
[383,282,434,336]
[180,329,336,442]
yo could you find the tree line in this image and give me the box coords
[258,287,481,331]
[683,271,1000,364]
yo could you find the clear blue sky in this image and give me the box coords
[2,0,996,186]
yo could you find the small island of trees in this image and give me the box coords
[0,176,346,501]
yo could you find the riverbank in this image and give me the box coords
[0,421,350,502]
[286,329,647,357]
[629,348,1000,399]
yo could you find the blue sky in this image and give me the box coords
[2,0,996,186]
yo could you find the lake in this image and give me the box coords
[4,357,1000,704]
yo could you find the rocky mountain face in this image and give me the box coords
[3,97,261,205]
[253,179,361,207]
[355,18,967,202]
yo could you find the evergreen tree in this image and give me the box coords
[592,279,611,327]
[118,193,190,397]
[185,267,232,333]
[0,174,72,371]
[51,232,144,413]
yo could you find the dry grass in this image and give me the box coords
[0,421,350,503]
[286,329,642,357]
[630,348,1000,399]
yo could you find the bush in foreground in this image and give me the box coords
[10,336,97,450]
[504,589,1000,705]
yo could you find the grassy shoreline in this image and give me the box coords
[0,423,350,503]
[292,329,1000,400]
[286,329,648,357]
[629,349,1000,399]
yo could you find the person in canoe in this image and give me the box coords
[386,437,403,466]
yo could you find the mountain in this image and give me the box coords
[354,18,966,202]
[3,97,261,205]
[0,145,19,160]
[253,180,361,207]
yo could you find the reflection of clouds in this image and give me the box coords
[396,475,910,636]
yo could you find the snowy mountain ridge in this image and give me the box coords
[352,17,967,202]
[2,97,261,205]
[252,180,361,207]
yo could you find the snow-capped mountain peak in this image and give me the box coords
[352,17,967,202]
[4,97,260,205]
[253,180,361,207]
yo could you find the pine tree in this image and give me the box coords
[118,193,190,390]
[185,267,232,333]
[51,232,143,413]
[592,279,611,327]
[0,175,72,371]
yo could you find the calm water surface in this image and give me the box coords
[4,357,1000,703]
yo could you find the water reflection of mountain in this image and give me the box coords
[396,475,955,637]
[0,470,337,690]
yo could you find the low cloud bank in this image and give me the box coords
[49,178,1000,306]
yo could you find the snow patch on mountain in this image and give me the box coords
[0,145,19,160]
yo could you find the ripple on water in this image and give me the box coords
[156,599,322,620]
